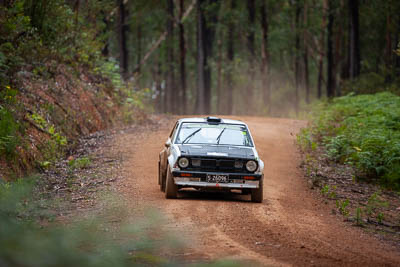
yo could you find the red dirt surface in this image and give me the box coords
[113,116,400,266]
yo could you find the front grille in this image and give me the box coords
[188,157,247,173]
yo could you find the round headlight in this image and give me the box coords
[246,160,257,172]
[178,157,189,168]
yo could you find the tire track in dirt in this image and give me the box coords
[114,116,400,266]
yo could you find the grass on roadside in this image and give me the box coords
[298,92,400,190]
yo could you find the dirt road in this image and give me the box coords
[114,116,400,266]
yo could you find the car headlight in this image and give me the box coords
[178,157,189,168]
[246,160,257,172]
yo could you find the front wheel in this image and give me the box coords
[251,176,263,203]
[165,166,178,199]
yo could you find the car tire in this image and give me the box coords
[165,166,178,199]
[251,176,263,203]
[159,162,165,192]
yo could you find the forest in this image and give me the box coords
[1,0,400,266]
[2,0,399,117]
[85,0,400,116]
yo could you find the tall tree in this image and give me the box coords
[348,0,360,78]
[136,15,142,74]
[246,0,255,114]
[294,0,301,113]
[225,0,235,115]
[166,0,176,113]
[260,0,270,112]
[327,0,335,97]
[317,0,327,99]
[179,0,187,114]
[196,0,207,114]
[117,0,129,79]
[303,0,310,104]
[204,0,219,114]
[195,0,219,114]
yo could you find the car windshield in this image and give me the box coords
[175,122,253,147]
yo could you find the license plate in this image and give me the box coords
[206,174,229,183]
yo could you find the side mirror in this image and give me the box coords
[165,138,172,147]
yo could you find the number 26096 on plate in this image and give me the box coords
[206,174,228,183]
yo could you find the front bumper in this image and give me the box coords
[172,170,262,189]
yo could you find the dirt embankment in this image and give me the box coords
[110,116,400,266]
[1,65,145,178]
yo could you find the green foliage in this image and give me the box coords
[336,199,350,217]
[366,191,389,217]
[30,112,68,165]
[0,0,111,85]
[303,93,400,189]
[320,184,336,199]
[68,157,91,169]
[355,207,364,226]
[0,178,239,267]
[0,106,19,158]
[0,178,177,267]
[30,113,67,146]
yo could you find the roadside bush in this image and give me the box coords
[0,178,180,267]
[0,106,19,158]
[301,92,400,190]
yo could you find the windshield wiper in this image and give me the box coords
[216,128,226,144]
[182,128,202,144]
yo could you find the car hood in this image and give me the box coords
[178,144,255,159]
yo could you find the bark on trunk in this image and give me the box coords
[195,0,219,114]
[225,0,235,115]
[260,0,270,113]
[196,0,206,114]
[246,0,255,114]
[317,0,327,99]
[136,19,142,74]
[166,0,176,113]
[294,0,301,113]
[327,0,335,97]
[303,1,310,104]
[117,0,129,79]
[348,0,360,78]
[179,0,187,114]
[216,19,223,114]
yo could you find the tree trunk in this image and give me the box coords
[117,0,128,79]
[317,0,327,99]
[260,0,270,113]
[101,10,109,57]
[136,19,142,74]
[216,21,223,114]
[204,0,219,114]
[166,0,176,113]
[246,0,255,114]
[303,0,310,104]
[225,0,235,115]
[196,0,206,114]
[195,0,219,114]
[396,16,400,69]
[294,0,301,113]
[179,0,187,114]
[327,0,335,97]
[348,0,360,78]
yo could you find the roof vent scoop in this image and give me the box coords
[206,116,222,123]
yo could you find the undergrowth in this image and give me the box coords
[0,177,237,266]
[298,92,400,190]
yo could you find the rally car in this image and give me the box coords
[158,117,264,203]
